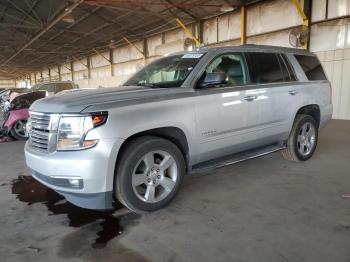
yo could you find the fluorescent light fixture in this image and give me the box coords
[220,4,235,12]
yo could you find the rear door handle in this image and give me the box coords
[244,95,257,101]
[289,90,298,96]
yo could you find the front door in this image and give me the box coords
[193,52,253,163]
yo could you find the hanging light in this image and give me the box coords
[62,9,75,23]
[220,4,235,12]
[109,40,117,49]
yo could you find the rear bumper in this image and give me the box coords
[25,138,124,210]
[320,104,333,128]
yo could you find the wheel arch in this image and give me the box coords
[3,109,29,129]
[294,104,320,127]
[114,126,190,180]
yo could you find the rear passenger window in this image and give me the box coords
[294,55,327,81]
[245,52,284,83]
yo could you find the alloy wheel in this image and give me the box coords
[14,120,27,138]
[132,150,178,203]
[297,122,316,156]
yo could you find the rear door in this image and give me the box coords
[243,52,297,145]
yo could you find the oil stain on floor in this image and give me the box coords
[11,175,141,249]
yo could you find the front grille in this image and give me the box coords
[28,112,51,151]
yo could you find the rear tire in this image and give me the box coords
[282,114,318,162]
[10,120,27,140]
[115,136,185,213]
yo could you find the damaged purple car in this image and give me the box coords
[1,91,46,140]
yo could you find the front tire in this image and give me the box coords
[282,114,318,162]
[115,136,186,213]
[10,120,27,140]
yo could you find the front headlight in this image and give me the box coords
[57,112,108,151]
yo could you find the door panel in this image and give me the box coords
[193,52,297,164]
[194,87,247,162]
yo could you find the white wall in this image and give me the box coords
[0,79,16,89]
[309,0,350,120]
[316,49,350,120]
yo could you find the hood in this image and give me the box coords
[30,86,190,113]
[11,91,47,110]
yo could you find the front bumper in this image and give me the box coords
[24,138,124,210]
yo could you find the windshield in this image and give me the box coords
[29,84,44,92]
[124,53,205,88]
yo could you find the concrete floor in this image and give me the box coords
[0,120,350,262]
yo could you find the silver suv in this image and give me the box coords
[25,45,332,213]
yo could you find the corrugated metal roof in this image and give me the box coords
[0,0,262,78]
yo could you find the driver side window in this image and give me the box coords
[203,53,248,87]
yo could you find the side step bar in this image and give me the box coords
[191,143,286,174]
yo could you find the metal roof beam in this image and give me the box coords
[27,6,102,53]
[1,0,84,67]
[7,0,42,26]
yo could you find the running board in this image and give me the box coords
[191,143,286,174]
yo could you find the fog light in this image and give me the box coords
[68,179,81,188]
[51,176,83,189]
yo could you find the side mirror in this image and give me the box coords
[198,72,227,88]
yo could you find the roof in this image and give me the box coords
[0,0,262,79]
[32,80,74,85]
[202,44,311,54]
[171,44,312,57]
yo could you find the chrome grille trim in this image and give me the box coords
[30,131,49,140]
[28,112,52,152]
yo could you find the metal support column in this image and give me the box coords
[48,67,51,81]
[240,6,247,45]
[109,49,114,77]
[143,38,148,65]
[291,0,310,49]
[175,18,201,47]
[304,0,312,50]
[198,20,204,45]
[123,37,145,58]
[58,65,62,81]
[70,61,74,81]
[87,56,91,79]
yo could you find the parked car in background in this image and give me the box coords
[1,91,46,140]
[25,45,332,213]
[30,81,78,96]
[0,88,28,102]
[0,88,28,119]
[1,81,77,140]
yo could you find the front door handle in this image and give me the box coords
[244,95,257,101]
[289,90,298,96]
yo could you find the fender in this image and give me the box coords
[4,108,29,129]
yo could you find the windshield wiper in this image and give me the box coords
[136,83,161,88]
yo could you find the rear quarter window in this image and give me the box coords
[294,55,327,81]
[55,83,74,93]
